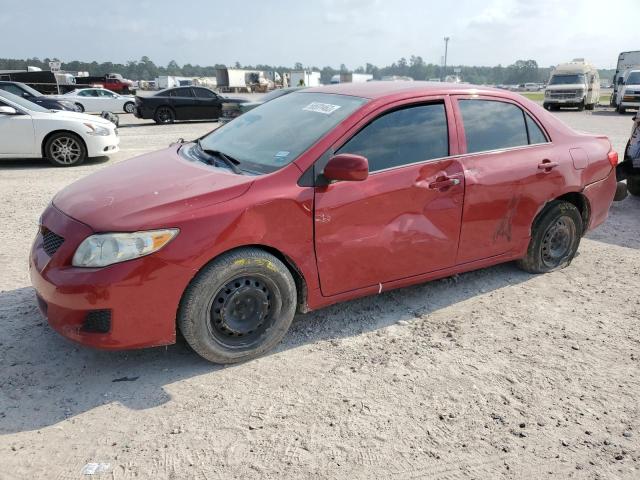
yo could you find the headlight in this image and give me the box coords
[58,100,76,110]
[72,229,179,267]
[544,90,551,97]
[84,123,111,136]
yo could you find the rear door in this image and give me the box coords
[169,87,196,119]
[451,96,559,263]
[193,87,222,119]
[314,97,465,296]
[76,89,100,111]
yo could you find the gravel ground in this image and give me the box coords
[0,103,638,479]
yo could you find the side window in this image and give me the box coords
[174,88,193,97]
[3,85,25,96]
[97,89,115,97]
[459,100,528,153]
[337,103,449,172]
[194,88,216,98]
[525,114,548,144]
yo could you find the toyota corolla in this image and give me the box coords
[30,82,619,363]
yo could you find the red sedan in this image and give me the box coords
[30,82,619,363]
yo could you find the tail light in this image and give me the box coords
[607,150,619,167]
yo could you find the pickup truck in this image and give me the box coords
[134,86,248,124]
[76,74,133,94]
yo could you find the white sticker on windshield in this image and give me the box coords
[303,102,342,115]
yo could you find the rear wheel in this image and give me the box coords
[517,201,583,273]
[617,105,626,114]
[628,176,640,197]
[577,100,585,112]
[44,132,87,167]
[123,102,135,113]
[154,106,175,124]
[178,248,297,364]
[585,102,595,111]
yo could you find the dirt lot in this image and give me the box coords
[1,103,639,479]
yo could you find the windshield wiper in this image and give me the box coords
[196,139,243,174]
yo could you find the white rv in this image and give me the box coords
[543,59,600,111]
[290,71,321,87]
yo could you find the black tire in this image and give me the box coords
[74,103,84,113]
[517,201,583,274]
[44,132,87,167]
[178,248,297,364]
[628,176,640,197]
[577,100,585,112]
[154,106,175,124]
[617,105,626,114]
[543,103,550,111]
[123,102,135,114]
[585,103,595,111]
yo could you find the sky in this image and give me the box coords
[1,0,638,69]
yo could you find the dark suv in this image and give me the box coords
[0,81,75,111]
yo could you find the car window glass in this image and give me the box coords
[174,88,193,97]
[459,100,528,153]
[525,114,548,144]
[2,84,24,96]
[97,90,115,97]
[337,103,449,172]
[194,88,215,98]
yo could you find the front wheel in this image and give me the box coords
[74,103,84,113]
[178,248,297,364]
[517,201,583,274]
[617,105,626,114]
[44,132,87,167]
[123,102,135,113]
[577,100,585,112]
[628,176,640,197]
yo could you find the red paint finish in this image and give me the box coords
[30,82,618,351]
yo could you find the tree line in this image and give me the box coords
[0,56,615,85]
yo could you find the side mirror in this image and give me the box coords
[323,153,369,182]
[0,106,18,115]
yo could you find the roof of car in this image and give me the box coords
[304,81,505,99]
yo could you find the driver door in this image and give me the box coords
[313,99,465,297]
[0,101,35,156]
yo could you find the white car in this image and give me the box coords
[52,88,136,114]
[0,90,119,167]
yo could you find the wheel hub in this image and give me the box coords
[211,278,271,338]
[541,217,573,265]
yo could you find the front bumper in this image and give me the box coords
[85,132,120,157]
[29,204,194,350]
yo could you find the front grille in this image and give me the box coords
[82,310,112,333]
[548,90,579,99]
[42,227,64,257]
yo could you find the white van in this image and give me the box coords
[615,69,640,114]
[543,59,600,111]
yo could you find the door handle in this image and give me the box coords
[538,160,559,171]
[428,177,460,189]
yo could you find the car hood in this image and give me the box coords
[220,97,250,104]
[546,84,585,91]
[29,109,113,126]
[53,145,254,231]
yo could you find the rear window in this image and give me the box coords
[459,100,529,153]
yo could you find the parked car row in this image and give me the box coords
[0,89,119,166]
[27,82,626,364]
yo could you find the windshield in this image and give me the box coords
[626,72,640,85]
[199,92,367,173]
[549,74,585,85]
[0,89,50,112]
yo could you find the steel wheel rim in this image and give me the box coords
[207,276,276,347]
[125,103,134,113]
[158,108,172,122]
[541,215,575,267]
[50,137,81,164]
